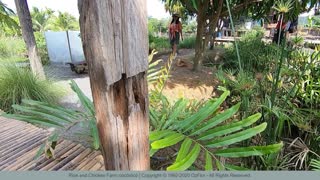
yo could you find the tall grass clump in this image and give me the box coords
[0,63,64,112]
[0,36,27,62]
[179,36,196,49]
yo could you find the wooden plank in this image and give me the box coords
[89,162,102,171]
[0,123,30,135]
[58,148,92,170]
[0,128,43,149]
[0,131,47,156]
[79,154,104,171]
[0,136,47,168]
[38,144,83,171]
[32,141,77,170]
[49,146,86,170]
[0,118,105,171]
[17,140,71,170]
[0,128,37,145]
[2,145,40,171]
[73,151,100,170]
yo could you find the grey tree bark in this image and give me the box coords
[14,0,45,79]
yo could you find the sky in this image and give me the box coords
[2,0,170,19]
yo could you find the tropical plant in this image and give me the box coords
[0,63,64,112]
[51,11,79,31]
[273,0,294,45]
[31,7,54,32]
[0,1,19,30]
[149,90,283,171]
[290,35,304,48]
[273,0,294,14]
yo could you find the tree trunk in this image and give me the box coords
[14,0,45,79]
[78,0,150,170]
[209,0,224,50]
[193,2,209,71]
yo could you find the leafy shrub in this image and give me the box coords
[0,63,64,112]
[224,28,280,72]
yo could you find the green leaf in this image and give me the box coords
[34,144,45,160]
[206,123,267,148]
[162,99,188,130]
[215,160,225,170]
[214,142,283,158]
[197,113,261,141]
[21,99,81,120]
[192,103,241,136]
[310,159,320,171]
[191,0,198,11]
[167,144,201,171]
[224,164,251,171]
[70,80,95,117]
[151,132,185,149]
[3,114,64,128]
[89,119,100,150]
[176,138,193,162]
[205,151,213,171]
[179,91,230,132]
[12,104,73,124]
[149,130,176,142]
[150,148,159,157]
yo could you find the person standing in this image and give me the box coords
[169,13,183,58]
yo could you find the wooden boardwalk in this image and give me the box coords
[0,117,105,171]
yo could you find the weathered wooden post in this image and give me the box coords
[78,0,150,170]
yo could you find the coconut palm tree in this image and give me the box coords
[31,7,54,32]
[51,11,79,31]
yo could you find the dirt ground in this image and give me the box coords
[152,49,221,101]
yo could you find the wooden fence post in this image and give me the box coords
[78,0,150,170]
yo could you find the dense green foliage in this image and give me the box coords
[224,26,280,72]
[217,28,320,170]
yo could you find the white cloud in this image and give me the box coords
[2,0,170,19]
